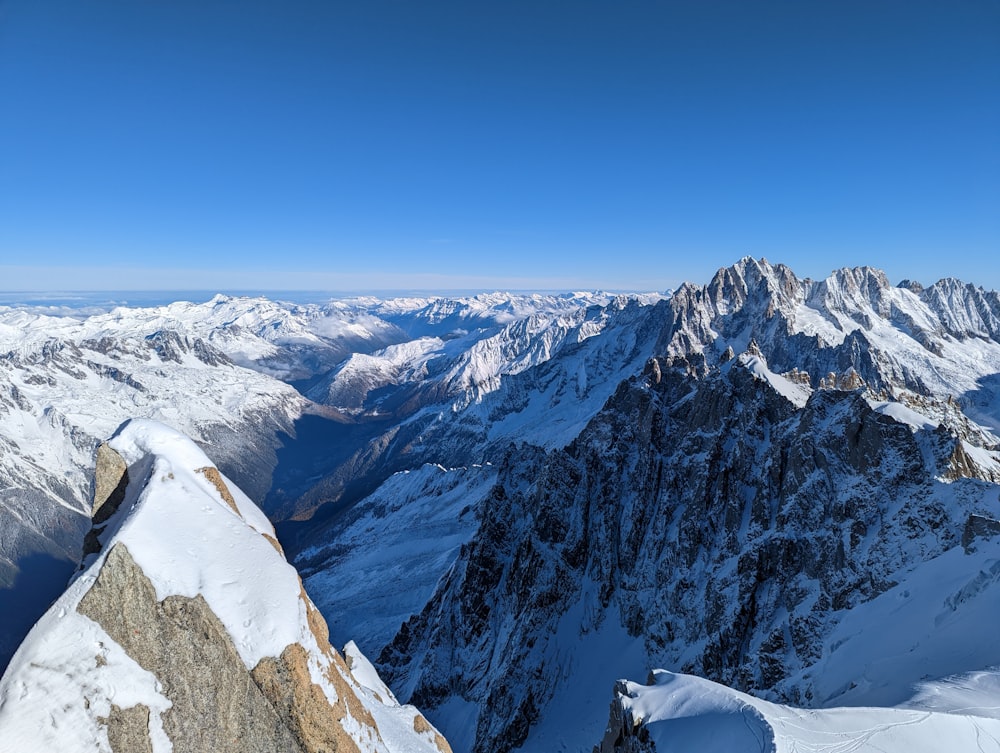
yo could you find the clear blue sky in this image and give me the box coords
[1,1,997,292]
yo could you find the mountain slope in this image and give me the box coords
[0,419,450,753]
[274,294,667,526]
[0,316,307,671]
[4,264,1000,753]
[0,290,649,673]
[370,260,1000,753]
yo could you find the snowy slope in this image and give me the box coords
[0,306,308,515]
[0,420,450,753]
[300,462,497,656]
[368,291,627,338]
[792,535,1000,709]
[292,296,670,661]
[602,668,1000,753]
[600,531,1000,751]
[5,264,1000,753]
[277,294,668,524]
[0,311,307,671]
[304,293,666,418]
[0,290,660,674]
[0,294,408,380]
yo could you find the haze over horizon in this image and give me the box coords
[1,1,997,291]
[0,254,997,303]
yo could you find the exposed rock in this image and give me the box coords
[380,350,1000,752]
[103,703,154,753]
[413,714,452,753]
[195,466,242,517]
[78,543,305,753]
[593,681,653,753]
[251,644,363,753]
[0,419,451,753]
[962,514,1000,552]
[83,443,130,559]
[92,443,129,522]
[837,367,865,390]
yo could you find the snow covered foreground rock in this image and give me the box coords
[0,419,450,753]
[596,668,1000,753]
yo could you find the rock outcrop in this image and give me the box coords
[0,419,449,753]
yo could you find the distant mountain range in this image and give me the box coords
[1,258,999,752]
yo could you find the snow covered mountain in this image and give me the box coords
[4,261,1000,753]
[279,293,668,526]
[368,259,1000,752]
[0,420,450,753]
[0,290,639,672]
[597,667,1000,753]
[0,309,308,670]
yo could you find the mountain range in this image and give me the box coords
[1,257,999,752]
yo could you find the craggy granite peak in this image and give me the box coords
[920,277,1000,342]
[379,349,1000,753]
[0,422,450,753]
[654,258,1000,404]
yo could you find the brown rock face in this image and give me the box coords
[413,713,453,753]
[84,443,130,558]
[251,644,365,753]
[76,540,410,753]
[103,704,154,753]
[78,543,306,753]
[93,443,129,521]
[195,466,243,517]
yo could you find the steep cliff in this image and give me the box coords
[378,344,1000,751]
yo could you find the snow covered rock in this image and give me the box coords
[0,420,450,753]
[378,344,1000,752]
[596,669,1000,753]
[0,323,305,673]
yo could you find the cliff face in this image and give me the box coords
[378,348,1000,752]
[0,420,449,753]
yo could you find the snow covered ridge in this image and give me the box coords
[377,342,1000,753]
[0,419,451,753]
[0,288,660,671]
[663,257,1000,415]
[0,290,632,381]
[597,668,1000,753]
[0,312,306,671]
[6,265,1000,753]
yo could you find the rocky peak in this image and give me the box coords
[378,339,1000,752]
[663,257,805,359]
[0,419,450,753]
[920,277,1000,343]
[807,265,894,328]
[704,257,804,318]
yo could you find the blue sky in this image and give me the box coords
[1,1,997,292]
